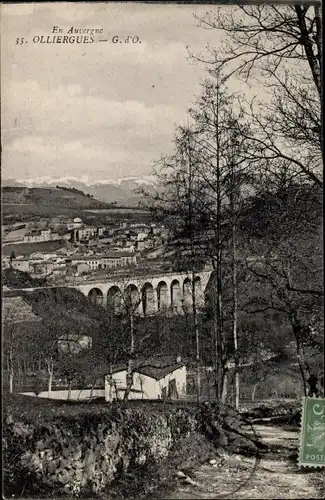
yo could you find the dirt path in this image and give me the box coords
[167,425,324,499]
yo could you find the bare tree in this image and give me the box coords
[192,4,322,186]
[143,76,253,405]
[241,182,323,396]
[2,297,41,393]
[105,277,174,402]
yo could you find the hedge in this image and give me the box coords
[3,405,201,497]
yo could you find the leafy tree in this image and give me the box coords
[3,268,47,288]
[9,251,16,267]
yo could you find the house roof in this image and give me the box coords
[73,256,102,262]
[110,357,185,380]
[105,251,136,258]
[71,252,136,261]
[25,231,41,236]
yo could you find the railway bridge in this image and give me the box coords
[16,270,213,316]
[67,271,211,315]
[76,270,213,315]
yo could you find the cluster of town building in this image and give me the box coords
[2,216,168,280]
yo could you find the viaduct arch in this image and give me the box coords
[78,270,212,316]
[16,271,213,317]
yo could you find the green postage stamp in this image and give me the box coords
[299,397,325,468]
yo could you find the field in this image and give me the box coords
[2,186,122,225]
[87,208,149,214]
[2,187,113,209]
[3,203,90,220]
[3,203,152,226]
[2,239,67,256]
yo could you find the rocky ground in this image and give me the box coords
[167,424,324,499]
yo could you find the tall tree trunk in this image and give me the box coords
[192,269,201,402]
[211,268,219,399]
[313,5,323,165]
[47,360,53,398]
[9,350,14,394]
[67,379,72,401]
[220,369,228,404]
[107,363,113,403]
[213,87,226,403]
[252,382,258,402]
[123,309,135,402]
[124,370,133,401]
[186,133,201,403]
[217,231,228,404]
[48,371,53,398]
[9,368,14,394]
[230,155,240,411]
[291,313,311,396]
[89,382,96,401]
[140,378,144,399]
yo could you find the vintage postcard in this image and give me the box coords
[1,2,323,498]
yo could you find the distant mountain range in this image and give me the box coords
[2,176,158,206]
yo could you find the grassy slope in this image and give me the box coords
[2,186,113,209]
[2,239,67,256]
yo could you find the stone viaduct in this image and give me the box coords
[76,270,213,316]
[16,270,213,316]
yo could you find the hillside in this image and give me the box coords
[2,239,67,257]
[3,176,158,206]
[2,187,114,210]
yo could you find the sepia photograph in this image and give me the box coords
[1,1,324,498]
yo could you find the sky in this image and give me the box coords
[1,2,251,183]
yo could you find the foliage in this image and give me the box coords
[3,268,47,288]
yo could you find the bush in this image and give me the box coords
[3,268,47,288]
[3,404,200,497]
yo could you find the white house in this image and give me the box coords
[23,229,61,243]
[57,334,92,354]
[105,358,187,401]
[11,258,30,272]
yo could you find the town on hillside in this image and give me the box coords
[2,215,170,282]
